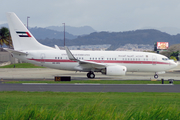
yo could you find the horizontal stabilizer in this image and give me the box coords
[3,48,28,55]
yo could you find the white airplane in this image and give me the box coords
[4,12,178,79]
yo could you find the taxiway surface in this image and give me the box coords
[0,83,179,92]
[0,64,179,92]
[0,66,180,80]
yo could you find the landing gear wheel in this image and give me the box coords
[87,71,95,79]
[154,74,158,79]
[89,73,95,79]
[87,73,90,78]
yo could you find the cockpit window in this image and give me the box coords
[162,58,169,61]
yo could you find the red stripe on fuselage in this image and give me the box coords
[28,58,169,65]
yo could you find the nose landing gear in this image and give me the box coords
[87,71,95,79]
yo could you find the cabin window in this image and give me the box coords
[115,58,116,60]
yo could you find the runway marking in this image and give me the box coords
[74,83,101,85]
[22,83,48,85]
[147,84,174,85]
[21,83,174,86]
[74,84,175,86]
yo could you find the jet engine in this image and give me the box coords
[101,65,127,76]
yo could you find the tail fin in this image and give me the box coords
[6,12,54,51]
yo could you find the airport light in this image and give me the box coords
[62,23,65,46]
[27,16,30,29]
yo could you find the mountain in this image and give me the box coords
[29,27,77,39]
[37,29,180,50]
[1,23,180,50]
[46,26,96,36]
[0,24,77,40]
[0,23,95,39]
[157,27,180,35]
[142,27,180,35]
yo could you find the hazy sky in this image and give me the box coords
[1,0,180,32]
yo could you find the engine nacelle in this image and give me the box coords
[101,65,127,76]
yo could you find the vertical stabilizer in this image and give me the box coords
[6,12,54,50]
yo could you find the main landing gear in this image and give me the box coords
[154,74,158,79]
[87,71,95,79]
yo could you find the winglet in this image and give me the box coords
[65,46,77,61]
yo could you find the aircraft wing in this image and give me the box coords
[65,46,106,69]
[78,60,106,68]
[3,48,28,55]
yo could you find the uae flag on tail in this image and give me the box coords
[16,31,31,37]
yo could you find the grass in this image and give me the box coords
[4,80,180,84]
[0,63,45,68]
[0,92,180,119]
[2,104,180,120]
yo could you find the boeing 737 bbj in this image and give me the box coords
[4,12,178,79]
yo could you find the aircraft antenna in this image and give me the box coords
[62,23,65,46]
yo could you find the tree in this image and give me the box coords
[170,51,179,61]
[160,44,180,60]
[170,56,177,61]
[0,27,13,48]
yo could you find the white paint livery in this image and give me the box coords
[5,12,178,79]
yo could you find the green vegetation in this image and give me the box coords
[161,44,180,59]
[170,51,179,61]
[0,27,12,48]
[0,92,180,119]
[0,63,45,68]
[4,80,180,84]
[170,56,177,61]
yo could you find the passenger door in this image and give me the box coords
[152,55,157,65]
[40,53,46,64]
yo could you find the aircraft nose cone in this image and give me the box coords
[172,61,178,67]
[169,60,178,69]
